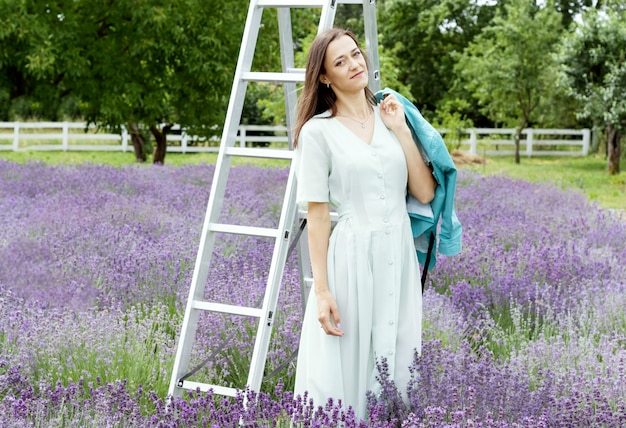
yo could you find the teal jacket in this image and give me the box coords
[375,88,462,269]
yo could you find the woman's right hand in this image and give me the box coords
[316,289,344,336]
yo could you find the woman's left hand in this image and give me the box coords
[379,94,409,134]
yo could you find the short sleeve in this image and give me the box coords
[295,122,330,205]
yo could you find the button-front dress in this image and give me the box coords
[293,105,423,420]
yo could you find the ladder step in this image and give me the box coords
[242,71,305,83]
[258,0,325,7]
[178,380,239,397]
[225,146,294,160]
[192,300,263,318]
[258,0,364,6]
[209,223,280,238]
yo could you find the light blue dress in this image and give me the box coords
[293,106,423,419]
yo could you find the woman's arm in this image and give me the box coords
[380,95,436,204]
[307,201,343,337]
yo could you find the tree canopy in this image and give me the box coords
[0,0,247,163]
[559,8,626,174]
[380,0,498,117]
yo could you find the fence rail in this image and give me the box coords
[443,127,591,157]
[0,122,590,157]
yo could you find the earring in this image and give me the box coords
[326,83,330,89]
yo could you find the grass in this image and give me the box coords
[0,149,291,169]
[463,154,625,210]
[0,149,623,209]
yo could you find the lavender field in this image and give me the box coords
[1,159,625,427]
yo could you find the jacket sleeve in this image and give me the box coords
[420,113,462,257]
[438,166,463,256]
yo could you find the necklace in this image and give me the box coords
[338,107,372,128]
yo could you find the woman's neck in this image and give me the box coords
[334,92,371,120]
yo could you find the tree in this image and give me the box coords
[379,0,499,118]
[0,0,71,120]
[455,2,562,163]
[65,0,248,164]
[551,0,595,28]
[558,8,626,174]
[0,0,248,164]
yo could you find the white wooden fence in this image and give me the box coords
[0,122,589,157]
[441,128,591,157]
[0,122,287,154]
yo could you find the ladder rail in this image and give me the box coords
[246,5,302,392]
[278,7,298,149]
[363,0,381,92]
[318,0,338,33]
[248,8,304,391]
[246,168,299,390]
[167,0,264,398]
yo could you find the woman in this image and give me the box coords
[293,28,437,419]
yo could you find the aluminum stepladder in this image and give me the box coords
[168,0,381,399]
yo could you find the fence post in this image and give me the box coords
[582,128,590,156]
[12,123,19,151]
[62,122,69,151]
[525,129,533,158]
[121,126,129,152]
[469,129,477,155]
[181,131,188,154]
[239,126,246,148]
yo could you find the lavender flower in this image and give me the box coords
[1,161,625,426]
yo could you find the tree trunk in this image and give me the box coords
[128,123,147,163]
[514,117,529,165]
[591,124,601,154]
[513,128,521,164]
[150,124,172,165]
[606,124,621,175]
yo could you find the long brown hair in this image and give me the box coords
[293,28,375,147]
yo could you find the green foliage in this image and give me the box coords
[380,0,498,116]
[242,84,281,132]
[558,8,626,132]
[552,0,595,28]
[0,0,65,120]
[456,2,562,128]
[558,7,626,173]
[432,98,474,152]
[378,46,412,97]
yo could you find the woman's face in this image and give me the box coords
[320,35,368,94]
